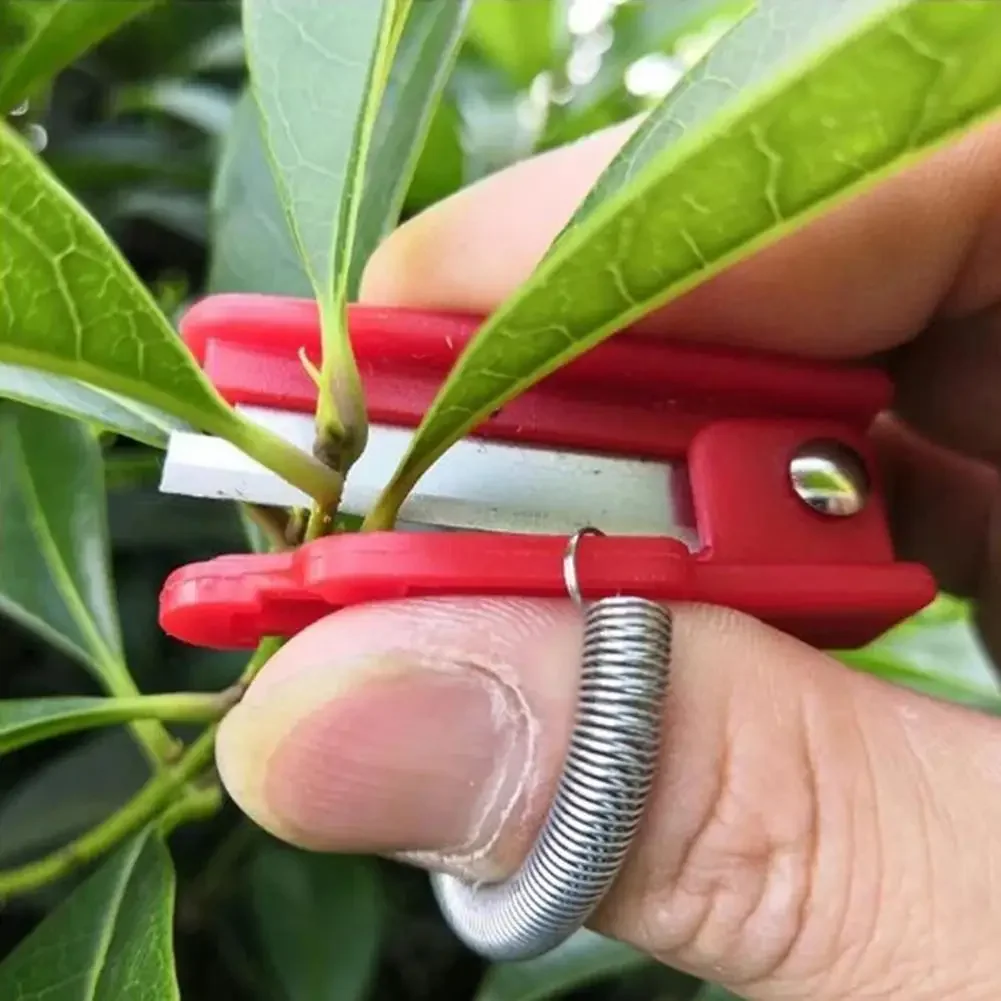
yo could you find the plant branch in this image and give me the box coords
[159,781,224,835]
[91,656,181,770]
[0,725,218,900]
[224,412,344,509]
[238,635,285,687]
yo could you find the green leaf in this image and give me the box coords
[474,931,654,1001]
[0,119,232,431]
[207,89,313,297]
[0,731,148,869]
[0,829,180,1000]
[215,2,470,300]
[0,121,342,505]
[466,0,559,89]
[0,693,221,756]
[0,363,188,448]
[242,0,400,452]
[0,403,128,689]
[0,0,155,113]
[248,844,383,1001]
[367,0,1001,526]
[837,647,1001,713]
[348,0,473,297]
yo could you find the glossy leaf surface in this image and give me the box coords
[368,0,1001,525]
[0,830,180,1000]
[0,121,234,432]
[348,0,472,296]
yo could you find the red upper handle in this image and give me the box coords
[179,293,893,462]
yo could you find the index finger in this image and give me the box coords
[360,116,1001,360]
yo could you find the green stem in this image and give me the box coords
[224,412,344,509]
[0,725,218,900]
[92,658,180,769]
[159,781,224,835]
[0,692,231,756]
[239,635,285,686]
[113,691,234,724]
[360,480,409,532]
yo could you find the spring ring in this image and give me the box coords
[431,527,674,961]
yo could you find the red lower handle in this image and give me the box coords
[159,533,936,652]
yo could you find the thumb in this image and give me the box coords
[216,597,1001,1000]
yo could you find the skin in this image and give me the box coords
[217,114,1001,1000]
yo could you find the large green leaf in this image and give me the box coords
[0,693,219,756]
[366,0,1001,526]
[0,121,341,504]
[0,120,233,430]
[242,0,470,458]
[215,1,470,301]
[0,403,128,688]
[348,0,473,297]
[248,844,383,1001]
[0,363,188,448]
[207,89,325,298]
[241,0,398,450]
[0,0,155,113]
[0,829,180,1000]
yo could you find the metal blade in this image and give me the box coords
[159,405,699,545]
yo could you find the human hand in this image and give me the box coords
[216,115,1001,1000]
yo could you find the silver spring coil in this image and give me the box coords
[432,528,673,962]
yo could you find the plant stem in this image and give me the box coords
[93,657,180,770]
[115,691,234,723]
[224,411,344,509]
[159,781,224,835]
[239,635,285,686]
[0,725,218,900]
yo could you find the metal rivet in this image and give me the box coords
[789,439,869,517]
